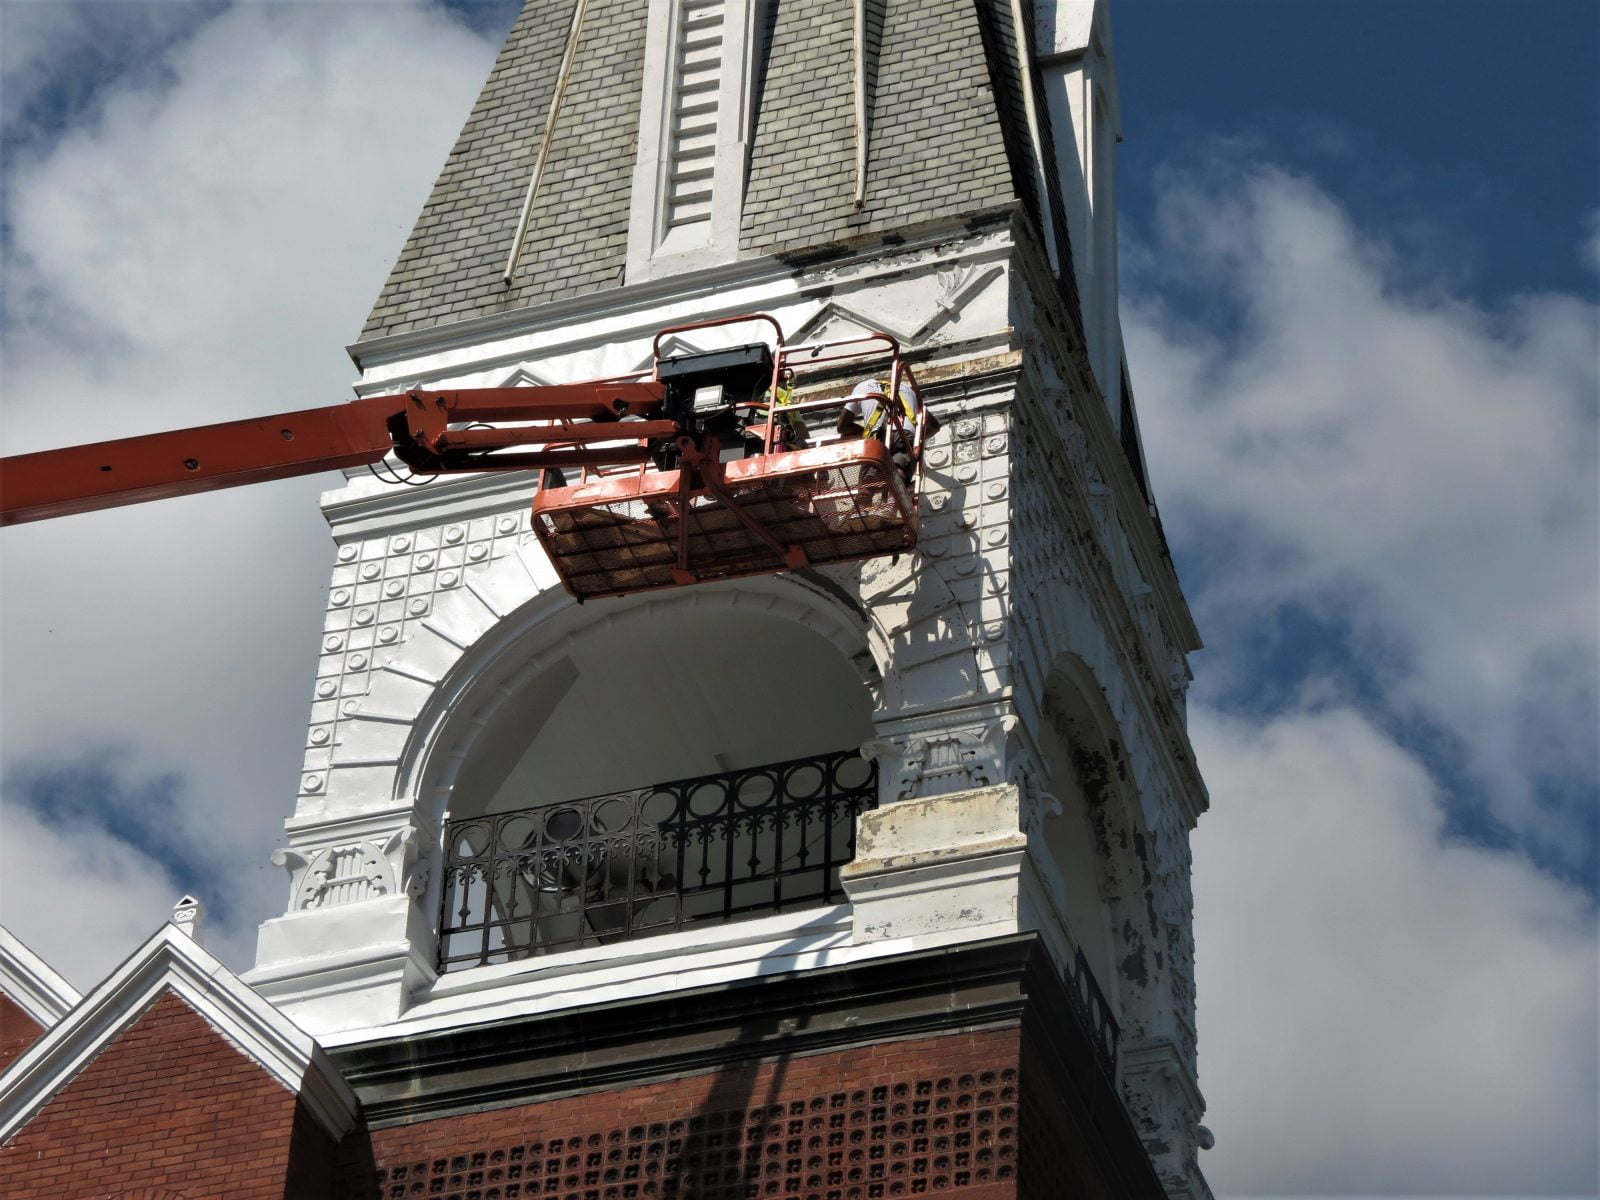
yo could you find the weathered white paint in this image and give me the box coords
[842,783,1031,942]
[1036,0,1126,416]
[1122,1038,1211,1199]
[255,153,1206,1195]
[169,895,204,943]
[626,0,763,280]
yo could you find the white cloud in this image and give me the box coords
[1191,703,1598,1196]
[1124,165,1599,863]
[0,1,499,977]
[0,797,259,990]
[0,1,208,138]
[1125,162,1599,1195]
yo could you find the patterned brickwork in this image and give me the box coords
[0,990,335,1200]
[1016,1037,1100,1200]
[0,991,44,1073]
[361,0,647,340]
[333,1029,1023,1200]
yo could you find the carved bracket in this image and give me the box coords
[272,826,421,910]
[1120,1040,1208,1197]
[865,714,1016,803]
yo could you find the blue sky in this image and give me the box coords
[0,2,1595,1196]
[1115,0,1599,889]
[1117,0,1600,306]
[1106,4,1598,1191]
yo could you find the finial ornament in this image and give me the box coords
[170,894,204,943]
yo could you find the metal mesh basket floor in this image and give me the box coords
[532,441,916,598]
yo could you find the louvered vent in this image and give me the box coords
[666,0,724,232]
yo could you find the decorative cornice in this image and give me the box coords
[330,933,1108,1130]
[348,251,797,372]
[0,923,358,1142]
[321,465,542,539]
[0,926,80,1029]
[345,214,1016,375]
[1000,217,1208,817]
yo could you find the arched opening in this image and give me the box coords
[1033,657,1150,1036]
[430,593,879,969]
[450,605,873,811]
[1037,689,1118,1003]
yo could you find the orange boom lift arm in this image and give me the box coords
[0,316,930,600]
[0,381,672,527]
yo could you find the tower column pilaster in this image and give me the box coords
[248,805,437,1031]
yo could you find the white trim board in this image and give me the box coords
[0,923,358,1143]
[0,926,81,1030]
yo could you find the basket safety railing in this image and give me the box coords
[536,318,931,496]
[526,315,935,598]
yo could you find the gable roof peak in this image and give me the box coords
[0,922,358,1144]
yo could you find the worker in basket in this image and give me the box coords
[836,375,940,482]
[744,367,809,453]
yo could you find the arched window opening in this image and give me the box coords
[1038,697,1119,1006]
[435,601,878,970]
[1024,668,1139,1024]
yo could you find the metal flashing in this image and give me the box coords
[332,934,1047,1125]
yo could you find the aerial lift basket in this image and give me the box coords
[534,439,915,598]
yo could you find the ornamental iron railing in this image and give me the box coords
[435,744,1122,1071]
[438,748,878,971]
[1068,945,1120,1076]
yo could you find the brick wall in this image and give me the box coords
[0,990,335,1200]
[333,1028,1025,1200]
[0,991,44,1074]
[1018,1030,1112,1200]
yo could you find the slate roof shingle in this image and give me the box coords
[360,0,1050,343]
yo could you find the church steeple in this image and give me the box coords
[241,2,1213,1196]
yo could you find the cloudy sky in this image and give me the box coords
[1,1,1595,1196]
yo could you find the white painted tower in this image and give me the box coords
[238,1,1211,1195]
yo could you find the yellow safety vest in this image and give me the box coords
[753,384,806,442]
[861,382,918,438]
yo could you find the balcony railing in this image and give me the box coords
[435,744,1121,1071]
[438,748,878,972]
[1068,946,1120,1076]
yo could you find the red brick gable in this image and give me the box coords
[0,992,45,1074]
[1,988,334,1200]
